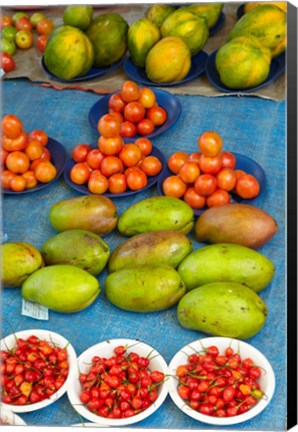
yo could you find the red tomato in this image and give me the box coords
[28,129,48,146]
[36,34,48,52]
[108,93,126,112]
[120,80,140,102]
[146,106,167,126]
[36,18,54,35]
[108,173,127,194]
[0,147,8,165]
[119,144,142,167]
[179,161,200,184]
[86,149,105,170]
[22,170,38,189]
[162,175,187,198]
[134,137,152,156]
[1,170,16,189]
[108,110,124,123]
[35,161,57,183]
[206,189,231,208]
[199,154,223,175]
[126,168,147,191]
[2,114,23,139]
[24,140,44,161]
[6,151,30,174]
[98,135,123,155]
[123,102,145,123]
[198,131,223,157]
[70,162,90,185]
[100,156,123,177]
[136,118,155,136]
[1,52,15,73]
[221,151,236,169]
[234,169,246,180]
[194,173,217,196]
[138,87,156,109]
[216,168,237,191]
[235,174,260,199]
[120,121,137,138]
[88,171,109,194]
[9,175,27,192]
[140,156,162,176]
[168,151,189,174]
[97,113,121,138]
[30,158,44,172]
[40,147,51,161]
[15,17,33,32]
[3,131,27,152]
[72,144,91,163]
[187,152,201,165]
[183,187,206,209]
[1,16,13,29]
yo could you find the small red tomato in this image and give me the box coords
[72,144,91,163]
[1,52,15,73]
[137,118,155,136]
[97,113,121,138]
[198,131,223,157]
[123,101,145,123]
[15,16,33,32]
[36,18,54,35]
[206,189,231,207]
[120,80,140,102]
[221,151,236,169]
[183,187,206,209]
[108,93,126,112]
[216,168,237,192]
[236,174,260,199]
[199,154,223,175]
[146,106,167,126]
[120,121,137,138]
[36,34,48,52]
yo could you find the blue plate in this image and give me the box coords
[205,50,285,93]
[64,144,166,198]
[3,138,68,195]
[88,88,182,140]
[209,12,226,35]
[157,152,266,216]
[236,4,245,19]
[123,51,208,87]
[41,56,125,83]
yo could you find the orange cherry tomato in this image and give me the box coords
[221,151,236,169]
[120,80,140,102]
[140,155,162,176]
[5,151,30,174]
[118,144,142,167]
[100,156,124,177]
[22,170,38,189]
[97,114,121,138]
[168,151,189,174]
[3,131,28,151]
[179,161,200,184]
[235,174,260,199]
[2,114,23,139]
[88,171,109,194]
[36,18,54,35]
[30,158,44,172]
[134,137,152,156]
[86,149,105,170]
[146,106,167,126]
[187,152,201,165]
[35,161,57,183]
[216,168,237,192]
[162,175,187,198]
[40,147,51,161]
[234,169,247,180]
[136,118,155,136]
[1,170,16,189]
[120,121,137,139]
[108,109,124,123]
[0,147,9,165]
[72,144,91,163]
[138,87,156,109]
[126,167,147,191]
[194,174,217,196]
[9,175,27,192]
[198,131,223,157]
[183,187,206,209]
[24,139,44,161]
[124,102,145,123]
[108,173,127,194]
[28,129,48,146]
[108,93,126,112]
[199,154,223,175]
[206,189,231,208]
[70,162,90,185]
[98,135,123,155]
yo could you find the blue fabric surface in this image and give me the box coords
[2,79,286,430]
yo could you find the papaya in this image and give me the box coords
[145,36,191,83]
[108,230,193,273]
[22,265,100,313]
[183,3,223,29]
[160,9,209,56]
[195,203,278,249]
[44,25,94,80]
[1,242,44,288]
[85,13,128,67]
[146,4,176,28]
[177,282,268,339]
[49,195,118,236]
[118,196,194,236]
[63,5,93,30]
[215,35,271,89]
[228,4,286,58]
[177,243,275,292]
[244,2,287,14]
[128,18,160,67]
[41,230,110,276]
[105,264,186,312]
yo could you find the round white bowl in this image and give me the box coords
[0,405,27,425]
[67,338,168,426]
[167,337,275,426]
[1,329,77,413]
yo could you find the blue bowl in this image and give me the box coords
[41,56,125,83]
[209,11,226,35]
[124,50,208,87]
[205,50,285,93]
[88,88,182,140]
[3,138,68,195]
[236,4,245,19]
[157,152,266,216]
[63,144,166,198]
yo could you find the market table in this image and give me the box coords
[2,77,286,430]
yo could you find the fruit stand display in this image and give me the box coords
[1,2,287,430]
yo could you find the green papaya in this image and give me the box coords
[146,4,176,28]
[178,243,275,292]
[177,282,268,339]
[105,264,186,312]
[183,3,223,29]
[41,230,110,276]
[128,18,160,67]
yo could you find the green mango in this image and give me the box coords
[105,264,186,312]
[118,196,194,237]
[22,265,100,313]
[49,195,118,236]
[178,243,275,292]
[1,242,44,288]
[41,230,110,276]
[177,282,268,339]
[108,230,193,273]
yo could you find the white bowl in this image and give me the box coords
[0,405,27,425]
[1,329,77,413]
[167,337,275,426]
[67,338,168,426]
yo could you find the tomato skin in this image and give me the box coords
[2,114,23,139]
[134,137,152,156]
[126,168,147,191]
[6,151,30,174]
[235,174,260,199]
[168,151,189,174]
[108,93,126,112]
[119,144,142,167]
[22,170,38,189]
[24,140,44,161]
[120,121,137,138]
[199,154,223,175]
[101,156,124,177]
[146,106,167,126]
[120,80,140,102]
[206,189,231,208]
[162,175,187,198]
[138,87,156,109]
[216,168,237,192]
[198,131,223,157]
[88,171,109,194]
[187,152,201,165]
[70,162,90,185]
[140,156,162,176]
[194,174,217,196]
[221,151,236,169]
[183,187,206,209]
[35,161,57,183]
[1,170,16,189]
[123,102,145,123]
[86,149,105,170]
[3,131,28,151]
[97,114,121,138]
[179,161,200,184]
[1,52,15,73]
[109,110,124,123]
[9,175,27,192]
[108,173,127,194]
[28,129,48,146]
[36,34,48,52]
[136,118,155,136]
[98,135,123,156]
[72,144,91,163]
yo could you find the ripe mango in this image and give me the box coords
[118,196,194,236]
[1,242,44,288]
[178,243,275,292]
[177,282,268,339]
[195,204,278,249]
[49,195,118,236]
[108,230,193,273]
[41,229,110,276]
[105,264,186,312]
[22,264,100,313]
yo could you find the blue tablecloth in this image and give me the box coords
[2,79,286,430]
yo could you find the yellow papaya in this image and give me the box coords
[244,2,287,14]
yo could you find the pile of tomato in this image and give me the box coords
[162,131,260,210]
[1,114,57,192]
[0,335,69,406]
[79,345,165,419]
[175,344,264,418]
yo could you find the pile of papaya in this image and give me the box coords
[215,2,286,89]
